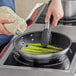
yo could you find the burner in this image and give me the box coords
[13,54,70,70]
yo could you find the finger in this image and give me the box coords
[45,10,52,23]
[52,15,60,27]
[52,18,59,27]
[1,19,14,24]
[0,24,12,35]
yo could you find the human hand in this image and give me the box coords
[45,0,64,27]
[0,19,14,35]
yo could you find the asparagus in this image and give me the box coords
[20,43,62,54]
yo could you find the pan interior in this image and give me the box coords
[14,31,71,52]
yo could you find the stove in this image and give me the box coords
[3,43,75,70]
[4,51,69,70]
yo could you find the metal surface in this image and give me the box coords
[62,0,76,18]
[0,65,74,76]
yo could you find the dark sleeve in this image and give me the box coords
[0,0,15,12]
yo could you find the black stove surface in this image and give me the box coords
[4,43,76,70]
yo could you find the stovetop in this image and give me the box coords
[4,43,76,70]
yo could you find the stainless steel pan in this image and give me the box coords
[13,31,71,63]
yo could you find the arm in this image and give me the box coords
[45,0,64,27]
[0,19,14,35]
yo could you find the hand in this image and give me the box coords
[45,0,64,27]
[0,19,14,35]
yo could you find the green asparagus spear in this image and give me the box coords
[20,43,62,54]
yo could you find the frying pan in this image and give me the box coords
[13,31,71,63]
